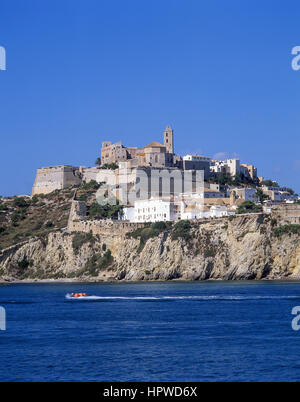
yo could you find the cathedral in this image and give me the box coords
[100,125,181,168]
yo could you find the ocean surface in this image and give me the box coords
[1,281,300,381]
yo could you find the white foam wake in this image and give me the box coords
[65,294,300,301]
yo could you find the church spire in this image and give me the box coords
[163,125,174,154]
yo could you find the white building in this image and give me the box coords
[183,155,211,162]
[225,158,241,176]
[122,206,135,221]
[122,193,235,223]
[210,160,227,174]
[210,205,235,218]
[133,198,177,223]
[210,158,241,177]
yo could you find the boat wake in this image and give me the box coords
[65,294,300,301]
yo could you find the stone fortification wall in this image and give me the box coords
[67,200,145,235]
[271,204,300,225]
[69,219,146,236]
[32,166,82,195]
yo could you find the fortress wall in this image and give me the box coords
[271,204,300,225]
[82,167,99,183]
[62,167,82,188]
[32,166,82,195]
[67,200,146,235]
[95,169,117,185]
[82,167,117,186]
[67,200,87,232]
[69,219,146,236]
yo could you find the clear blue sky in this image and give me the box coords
[0,0,300,196]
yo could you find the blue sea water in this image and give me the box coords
[1,281,300,381]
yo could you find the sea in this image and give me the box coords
[1,280,300,381]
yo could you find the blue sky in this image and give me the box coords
[0,0,300,196]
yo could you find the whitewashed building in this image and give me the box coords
[210,205,235,218]
[133,198,177,223]
[122,193,235,223]
[183,155,211,162]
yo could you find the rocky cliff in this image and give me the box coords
[0,213,299,281]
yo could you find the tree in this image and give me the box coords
[216,174,233,186]
[255,188,269,203]
[286,188,294,195]
[13,197,29,208]
[95,157,101,166]
[260,179,279,188]
[99,163,119,170]
[236,201,262,214]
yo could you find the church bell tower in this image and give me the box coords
[163,125,174,154]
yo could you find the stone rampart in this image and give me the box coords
[271,204,300,225]
[69,219,146,236]
[32,166,82,195]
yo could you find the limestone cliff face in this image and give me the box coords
[0,214,299,281]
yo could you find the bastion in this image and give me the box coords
[32,165,83,195]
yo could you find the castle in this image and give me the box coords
[101,125,178,168]
[32,125,212,195]
[32,124,261,201]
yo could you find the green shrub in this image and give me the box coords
[17,258,33,269]
[151,221,168,231]
[273,224,300,238]
[126,221,171,252]
[80,180,102,190]
[271,218,277,227]
[11,211,26,222]
[72,232,95,253]
[260,180,279,187]
[31,195,39,204]
[13,197,29,208]
[45,221,54,228]
[77,194,88,201]
[204,248,216,258]
[236,201,262,214]
[126,225,150,239]
[33,221,43,230]
[98,163,118,170]
[0,202,8,211]
[83,250,114,276]
[88,202,123,220]
[171,220,191,241]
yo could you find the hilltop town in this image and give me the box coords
[0,125,300,282]
[32,125,299,224]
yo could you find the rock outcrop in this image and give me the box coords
[0,214,299,281]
